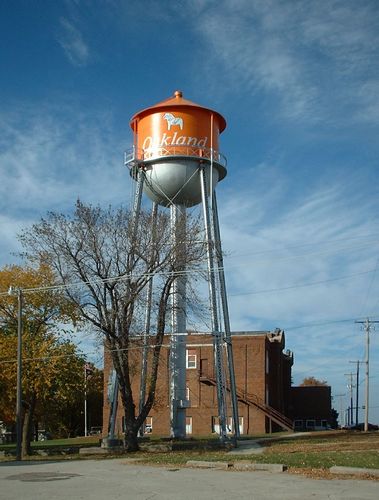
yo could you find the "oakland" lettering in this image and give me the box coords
[142,133,208,150]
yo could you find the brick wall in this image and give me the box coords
[103,330,294,437]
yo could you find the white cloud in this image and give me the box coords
[0,104,130,266]
[57,17,89,66]
[171,0,379,125]
[215,163,379,332]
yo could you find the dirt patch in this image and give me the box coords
[288,467,379,481]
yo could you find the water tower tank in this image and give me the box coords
[127,91,227,207]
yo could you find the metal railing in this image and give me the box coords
[200,375,293,431]
[124,144,227,168]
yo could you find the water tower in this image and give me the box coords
[112,91,238,440]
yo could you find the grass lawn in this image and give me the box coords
[1,430,379,475]
[135,430,379,471]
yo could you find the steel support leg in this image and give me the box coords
[138,202,158,437]
[107,167,145,443]
[212,191,240,440]
[199,166,227,441]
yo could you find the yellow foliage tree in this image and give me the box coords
[300,376,328,386]
[0,263,82,456]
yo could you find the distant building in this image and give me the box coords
[103,329,332,437]
[290,385,332,431]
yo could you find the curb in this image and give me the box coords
[233,463,287,472]
[330,466,379,477]
[186,460,286,472]
[186,460,232,470]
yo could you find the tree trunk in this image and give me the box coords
[21,395,36,457]
[123,421,139,452]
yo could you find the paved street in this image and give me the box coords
[0,458,378,500]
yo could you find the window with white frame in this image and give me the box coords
[186,416,193,434]
[145,416,153,433]
[186,349,197,369]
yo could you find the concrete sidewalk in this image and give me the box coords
[0,458,378,500]
[228,439,266,454]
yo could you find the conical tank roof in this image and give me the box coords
[130,90,226,132]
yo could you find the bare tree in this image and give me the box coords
[19,200,205,451]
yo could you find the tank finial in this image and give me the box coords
[174,90,183,98]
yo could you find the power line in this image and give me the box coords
[358,256,379,317]
[1,265,376,299]
[228,237,379,263]
[0,338,215,365]
[229,269,376,297]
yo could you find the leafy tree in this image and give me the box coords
[0,263,81,456]
[85,366,103,434]
[331,408,338,429]
[300,376,328,386]
[41,364,103,438]
[19,201,204,451]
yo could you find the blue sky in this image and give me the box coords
[1,0,379,425]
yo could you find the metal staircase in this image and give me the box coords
[200,376,293,432]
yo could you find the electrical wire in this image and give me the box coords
[229,269,376,297]
[1,266,378,298]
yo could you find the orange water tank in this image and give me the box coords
[127,91,227,207]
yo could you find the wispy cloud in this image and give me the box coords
[57,17,89,66]
[171,0,379,125]
[215,161,379,397]
[216,163,379,331]
[0,103,128,262]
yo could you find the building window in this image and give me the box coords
[186,386,190,401]
[265,349,269,375]
[186,349,197,369]
[211,416,220,434]
[145,416,153,433]
[306,419,315,430]
[238,416,244,435]
[294,420,303,430]
[321,420,328,428]
[186,416,193,434]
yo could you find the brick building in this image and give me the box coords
[290,385,332,431]
[103,328,308,437]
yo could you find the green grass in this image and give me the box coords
[248,450,379,470]
[0,435,100,452]
[135,449,379,470]
[2,431,379,472]
[135,431,379,471]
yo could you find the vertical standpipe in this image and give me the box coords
[123,91,238,441]
[169,204,187,438]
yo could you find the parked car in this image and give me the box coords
[342,423,379,431]
[37,430,52,441]
[89,426,102,435]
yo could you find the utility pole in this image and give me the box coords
[84,365,88,437]
[16,289,23,460]
[84,363,93,437]
[344,372,354,426]
[8,286,23,461]
[349,360,361,428]
[355,318,379,432]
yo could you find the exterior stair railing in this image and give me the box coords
[200,375,293,432]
